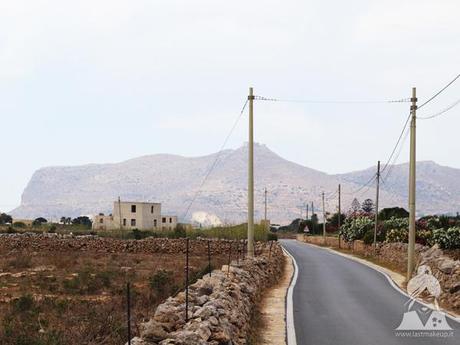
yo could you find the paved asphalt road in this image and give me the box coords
[281,240,459,345]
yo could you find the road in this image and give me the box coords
[281,240,459,345]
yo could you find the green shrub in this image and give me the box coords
[340,216,373,242]
[362,229,374,245]
[386,228,408,243]
[382,217,408,231]
[15,295,35,312]
[149,269,174,295]
[267,232,278,241]
[13,221,26,228]
[432,227,460,249]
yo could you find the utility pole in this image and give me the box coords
[118,196,123,230]
[264,187,268,231]
[374,161,381,249]
[306,203,309,220]
[338,184,341,248]
[311,201,314,216]
[407,88,417,281]
[247,87,255,258]
[322,192,326,239]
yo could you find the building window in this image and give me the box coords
[131,205,136,213]
[131,219,136,226]
[154,219,157,227]
[123,219,127,226]
[162,217,166,223]
[169,218,172,223]
[99,218,103,224]
[151,206,154,213]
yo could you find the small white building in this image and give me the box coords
[93,201,177,231]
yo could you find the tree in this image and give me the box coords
[349,198,361,214]
[361,199,375,213]
[378,207,409,220]
[32,217,47,226]
[72,216,92,228]
[0,213,13,225]
[329,212,346,227]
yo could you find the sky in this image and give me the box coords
[1,0,460,210]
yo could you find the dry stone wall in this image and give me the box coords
[0,233,267,255]
[129,244,285,345]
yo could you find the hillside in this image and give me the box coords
[10,144,459,223]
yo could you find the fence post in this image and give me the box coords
[207,240,211,277]
[227,241,232,276]
[126,282,131,345]
[269,240,273,259]
[185,238,189,322]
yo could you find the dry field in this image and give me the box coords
[0,242,229,345]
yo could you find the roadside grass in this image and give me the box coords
[1,223,274,242]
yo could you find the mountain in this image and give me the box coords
[10,144,460,224]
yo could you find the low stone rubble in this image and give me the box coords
[129,244,284,345]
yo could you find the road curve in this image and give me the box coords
[281,239,459,345]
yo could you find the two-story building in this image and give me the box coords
[93,201,177,231]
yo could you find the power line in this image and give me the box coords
[381,112,411,173]
[182,99,248,220]
[382,127,410,184]
[418,97,460,120]
[418,73,460,109]
[254,95,410,104]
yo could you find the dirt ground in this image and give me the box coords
[0,248,228,345]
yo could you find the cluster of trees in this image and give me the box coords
[0,214,93,230]
[0,213,13,225]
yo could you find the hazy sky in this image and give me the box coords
[1,0,460,210]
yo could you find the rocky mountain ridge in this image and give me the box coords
[10,144,460,224]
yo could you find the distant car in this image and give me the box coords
[270,224,281,232]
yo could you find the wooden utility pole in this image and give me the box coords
[322,192,326,239]
[407,88,417,281]
[247,87,255,258]
[374,161,381,249]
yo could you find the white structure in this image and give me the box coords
[93,201,177,231]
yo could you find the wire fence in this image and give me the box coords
[124,237,277,344]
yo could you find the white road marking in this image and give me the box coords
[282,245,298,345]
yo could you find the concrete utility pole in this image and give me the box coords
[338,184,341,247]
[407,88,417,281]
[322,192,326,238]
[247,87,255,258]
[311,201,314,216]
[118,196,123,230]
[306,204,309,220]
[374,161,381,249]
[264,187,268,231]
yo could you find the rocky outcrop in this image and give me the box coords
[129,244,284,345]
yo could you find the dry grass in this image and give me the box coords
[0,249,228,345]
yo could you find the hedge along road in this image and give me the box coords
[280,239,460,345]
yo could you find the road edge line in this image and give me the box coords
[300,241,460,323]
[282,245,298,345]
